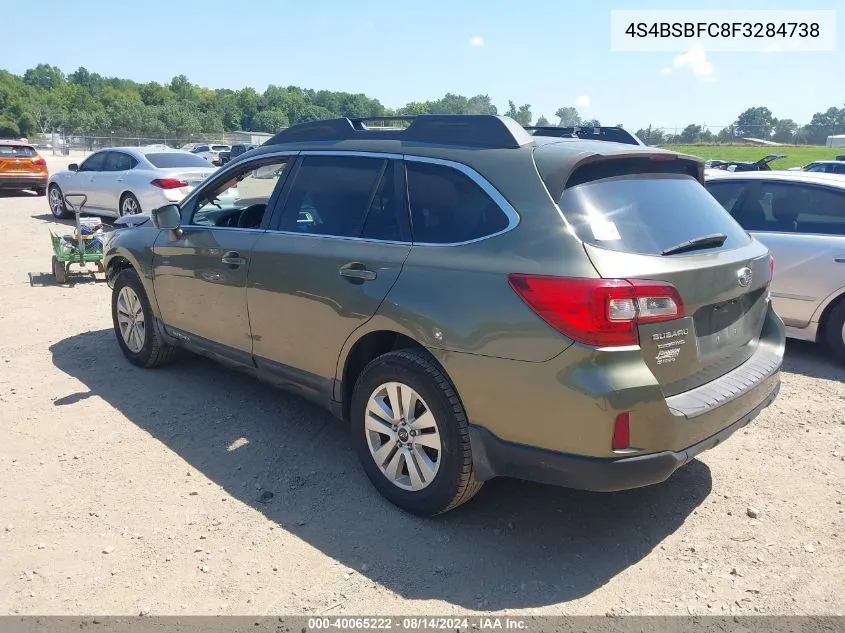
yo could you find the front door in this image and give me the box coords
[247,154,411,399]
[151,155,294,363]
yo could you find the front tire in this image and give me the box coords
[119,193,141,217]
[824,299,845,365]
[48,184,70,219]
[350,349,483,516]
[111,268,176,368]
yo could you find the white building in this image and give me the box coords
[826,134,845,147]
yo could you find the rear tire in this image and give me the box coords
[48,184,70,219]
[111,268,176,368]
[824,299,845,365]
[350,349,483,516]
[119,193,141,217]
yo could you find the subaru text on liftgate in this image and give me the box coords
[102,115,785,516]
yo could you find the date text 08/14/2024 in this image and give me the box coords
[307,617,529,630]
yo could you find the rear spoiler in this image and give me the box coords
[525,126,645,146]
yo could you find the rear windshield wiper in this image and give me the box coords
[661,233,728,256]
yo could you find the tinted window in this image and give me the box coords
[832,164,845,175]
[559,174,751,256]
[279,155,390,238]
[211,145,229,152]
[78,152,106,172]
[103,152,136,171]
[733,181,845,236]
[361,162,400,241]
[406,161,509,243]
[145,152,213,168]
[705,181,747,214]
[805,163,826,172]
[0,145,36,157]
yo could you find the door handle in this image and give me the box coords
[221,251,247,267]
[339,262,377,281]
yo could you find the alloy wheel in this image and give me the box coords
[121,196,139,216]
[364,382,442,491]
[49,188,63,217]
[116,286,146,353]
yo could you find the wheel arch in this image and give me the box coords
[338,329,441,421]
[816,288,845,342]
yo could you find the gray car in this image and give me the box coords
[705,170,845,362]
[48,147,217,219]
[102,115,784,515]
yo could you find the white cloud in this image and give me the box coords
[661,44,715,80]
[574,94,590,108]
[469,36,485,47]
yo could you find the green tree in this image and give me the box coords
[771,118,797,143]
[23,64,65,91]
[535,115,551,127]
[252,108,290,132]
[505,100,532,126]
[734,106,775,138]
[554,106,581,126]
[0,117,21,138]
[678,124,702,143]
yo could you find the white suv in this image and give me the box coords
[190,143,231,166]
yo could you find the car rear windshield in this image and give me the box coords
[559,173,751,256]
[0,145,36,158]
[145,152,212,168]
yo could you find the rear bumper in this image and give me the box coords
[0,175,47,189]
[469,377,780,491]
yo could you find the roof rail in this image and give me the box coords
[264,114,535,149]
[525,126,645,146]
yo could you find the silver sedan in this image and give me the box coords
[48,146,217,219]
[704,170,845,363]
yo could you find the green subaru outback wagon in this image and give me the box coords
[102,115,784,515]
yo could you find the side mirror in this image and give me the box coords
[151,204,182,231]
[68,163,79,172]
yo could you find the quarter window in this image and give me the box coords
[405,161,509,244]
[279,155,395,239]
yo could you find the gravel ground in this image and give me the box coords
[1,156,843,616]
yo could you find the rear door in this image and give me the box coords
[246,153,411,399]
[708,178,845,330]
[553,161,772,395]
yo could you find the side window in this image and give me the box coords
[406,161,509,244]
[796,187,845,236]
[806,163,825,172]
[833,164,845,175]
[278,155,390,238]
[103,152,136,171]
[741,182,810,233]
[78,152,106,172]
[189,158,290,229]
[705,181,747,215]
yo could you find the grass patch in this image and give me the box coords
[662,145,844,169]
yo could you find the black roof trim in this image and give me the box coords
[525,126,644,146]
[264,115,536,149]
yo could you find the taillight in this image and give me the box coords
[769,254,774,279]
[507,274,684,347]
[150,178,189,189]
[33,157,47,167]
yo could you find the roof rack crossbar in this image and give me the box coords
[525,126,644,146]
[265,114,535,148]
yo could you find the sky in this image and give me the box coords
[3,0,842,132]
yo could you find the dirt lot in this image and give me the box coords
[1,156,843,617]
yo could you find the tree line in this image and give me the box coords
[1,64,843,146]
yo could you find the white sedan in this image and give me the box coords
[47,147,217,219]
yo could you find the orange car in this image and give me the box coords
[0,140,48,195]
